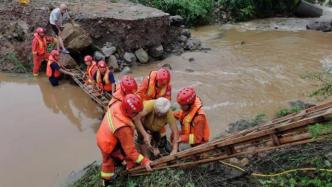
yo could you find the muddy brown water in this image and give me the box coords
[1,21,332,186]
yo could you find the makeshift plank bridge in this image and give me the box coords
[66,67,332,176]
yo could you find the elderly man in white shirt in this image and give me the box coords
[49,3,70,54]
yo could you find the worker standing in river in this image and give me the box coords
[31,27,55,76]
[46,50,61,86]
[137,68,172,101]
[174,87,210,146]
[94,60,116,94]
[133,97,179,158]
[83,55,97,85]
[49,3,70,54]
[108,75,138,108]
[96,94,152,186]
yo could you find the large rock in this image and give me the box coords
[59,53,77,68]
[61,23,92,51]
[170,15,184,26]
[102,46,117,57]
[94,51,105,61]
[123,52,137,64]
[107,55,119,72]
[149,45,164,58]
[135,48,149,64]
[185,38,202,50]
[306,19,332,32]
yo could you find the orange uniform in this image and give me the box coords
[137,71,171,101]
[107,85,124,108]
[174,97,210,146]
[46,54,61,78]
[31,33,50,76]
[95,69,115,93]
[96,102,149,180]
[85,61,97,84]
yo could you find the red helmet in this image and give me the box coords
[98,60,107,68]
[156,68,170,86]
[35,27,45,34]
[120,75,137,95]
[121,94,143,118]
[84,55,93,62]
[51,50,60,60]
[177,87,196,105]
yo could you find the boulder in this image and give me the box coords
[179,35,188,43]
[61,23,92,51]
[181,29,191,38]
[306,19,332,32]
[149,45,164,58]
[94,51,105,61]
[59,53,77,68]
[102,46,117,57]
[135,48,149,64]
[107,55,120,72]
[170,15,184,26]
[185,38,202,50]
[123,52,136,63]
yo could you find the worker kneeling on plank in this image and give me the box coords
[108,75,138,108]
[174,87,210,146]
[96,94,152,186]
[32,27,57,76]
[133,97,179,158]
[137,68,172,101]
[94,60,116,94]
[83,55,97,85]
[46,50,62,86]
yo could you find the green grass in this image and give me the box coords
[0,52,29,73]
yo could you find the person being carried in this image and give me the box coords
[137,68,171,101]
[174,87,210,147]
[133,97,179,158]
[83,55,97,85]
[46,50,74,86]
[49,3,70,54]
[94,60,116,94]
[31,27,57,76]
[108,75,138,108]
[96,94,152,186]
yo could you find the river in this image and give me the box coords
[0,19,331,186]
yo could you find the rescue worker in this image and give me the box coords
[96,94,152,186]
[31,27,51,76]
[94,60,116,94]
[49,3,70,54]
[108,75,138,108]
[133,97,179,158]
[46,50,73,86]
[83,55,97,85]
[137,68,171,101]
[174,87,210,146]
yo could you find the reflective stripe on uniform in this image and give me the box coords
[107,111,116,133]
[135,154,144,164]
[189,134,195,145]
[101,171,114,178]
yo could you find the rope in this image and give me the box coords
[218,160,332,178]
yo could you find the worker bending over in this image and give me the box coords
[137,68,171,101]
[94,60,116,94]
[134,97,179,158]
[96,94,152,186]
[174,87,210,146]
[108,75,138,108]
[46,50,73,86]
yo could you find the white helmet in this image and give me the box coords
[155,97,171,114]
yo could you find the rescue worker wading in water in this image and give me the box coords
[46,50,74,86]
[96,94,152,186]
[83,55,97,85]
[108,75,138,108]
[174,87,210,146]
[94,60,116,94]
[137,68,172,101]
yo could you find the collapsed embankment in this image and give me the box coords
[0,0,203,73]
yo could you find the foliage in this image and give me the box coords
[309,123,332,139]
[0,52,28,73]
[304,71,332,100]
[133,0,214,25]
[276,106,300,118]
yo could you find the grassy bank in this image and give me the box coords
[131,0,301,25]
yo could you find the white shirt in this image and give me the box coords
[49,8,69,26]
